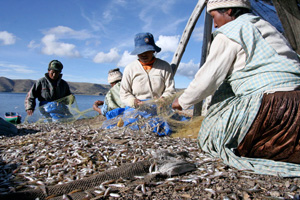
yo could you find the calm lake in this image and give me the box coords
[0,92,105,123]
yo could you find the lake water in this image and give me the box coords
[0,92,105,123]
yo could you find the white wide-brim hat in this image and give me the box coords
[207,0,251,12]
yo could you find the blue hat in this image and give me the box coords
[130,32,161,55]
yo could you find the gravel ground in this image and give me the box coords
[0,116,300,200]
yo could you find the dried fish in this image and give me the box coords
[0,118,298,200]
[108,183,125,188]
[110,193,121,197]
[204,188,216,195]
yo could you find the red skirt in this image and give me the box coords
[236,90,300,164]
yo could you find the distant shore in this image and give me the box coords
[0,76,110,96]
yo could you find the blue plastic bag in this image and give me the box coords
[39,101,73,122]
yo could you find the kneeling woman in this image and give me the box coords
[172,0,300,176]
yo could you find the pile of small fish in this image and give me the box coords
[0,118,300,199]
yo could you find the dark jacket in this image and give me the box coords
[25,73,71,111]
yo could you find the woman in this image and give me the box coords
[93,68,125,116]
[120,32,175,107]
[172,0,300,176]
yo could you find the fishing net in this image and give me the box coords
[0,160,152,200]
[23,94,99,124]
[0,152,197,200]
[101,92,196,136]
[22,92,203,138]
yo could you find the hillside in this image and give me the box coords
[0,77,110,95]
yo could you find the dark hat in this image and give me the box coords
[130,32,161,55]
[48,60,63,72]
[108,68,122,84]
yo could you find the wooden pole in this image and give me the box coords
[272,0,300,54]
[193,10,213,117]
[200,14,212,68]
[171,0,207,74]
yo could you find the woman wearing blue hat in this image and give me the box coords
[120,32,175,107]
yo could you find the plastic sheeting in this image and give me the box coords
[0,117,18,136]
[250,0,284,33]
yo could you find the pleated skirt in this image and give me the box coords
[237,90,300,164]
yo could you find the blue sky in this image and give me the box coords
[0,0,207,89]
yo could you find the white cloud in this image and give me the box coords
[138,0,176,30]
[81,48,98,58]
[80,0,127,32]
[103,10,113,22]
[114,0,126,5]
[32,26,93,57]
[176,60,200,79]
[156,35,180,53]
[102,0,127,23]
[0,31,16,45]
[0,63,36,74]
[85,40,101,47]
[45,26,92,40]
[158,52,172,62]
[159,17,188,35]
[28,40,39,49]
[93,48,121,63]
[41,34,80,57]
[117,51,136,67]
[81,11,107,32]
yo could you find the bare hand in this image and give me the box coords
[93,100,104,110]
[172,98,182,111]
[134,99,143,107]
[94,100,104,106]
[26,110,34,116]
[93,100,104,114]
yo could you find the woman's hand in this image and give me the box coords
[26,109,34,116]
[172,98,182,111]
[134,98,143,107]
[93,100,104,110]
[93,100,104,114]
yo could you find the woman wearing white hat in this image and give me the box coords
[120,32,175,107]
[172,0,300,176]
[93,68,125,116]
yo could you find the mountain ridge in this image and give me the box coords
[0,77,110,96]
